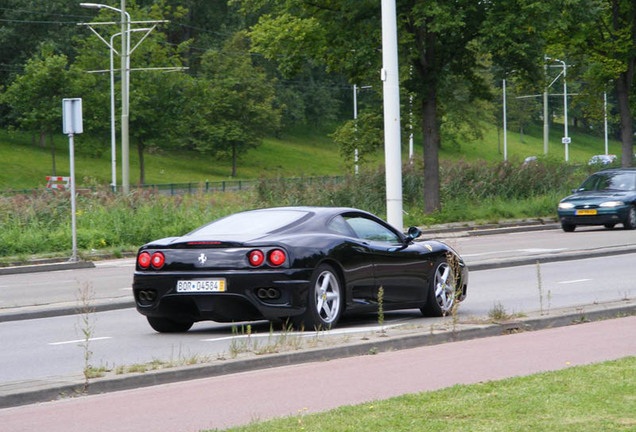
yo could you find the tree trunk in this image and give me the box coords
[616,72,634,168]
[137,142,146,185]
[422,88,440,214]
[39,130,46,148]
[49,132,56,176]
[231,143,237,177]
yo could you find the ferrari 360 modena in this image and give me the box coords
[133,206,468,332]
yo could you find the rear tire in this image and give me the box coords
[421,256,459,317]
[623,207,636,230]
[295,264,343,330]
[561,223,576,232]
[147,316,193,333]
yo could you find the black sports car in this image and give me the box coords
[133,207,468,332]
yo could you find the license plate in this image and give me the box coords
[575,209,597,216]
[176,279,226,293]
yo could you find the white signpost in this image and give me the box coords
[62,98,83,262]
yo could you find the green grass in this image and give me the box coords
[216,357,635,432]
[0,128,344,190]
[0,120,622,191]
[438,121,622,164]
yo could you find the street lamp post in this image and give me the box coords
[558,58,569,162]
[503,78,508,161]
[108,28,150,192]
[545,57,569,162]
[353,84,359,175]
[80,2,131,193]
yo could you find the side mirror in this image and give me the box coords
[405,226,422,243]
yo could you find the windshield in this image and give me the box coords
[188,210,310,237]
[579,172,636,192]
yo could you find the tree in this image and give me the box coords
[1,44,80,175]
[238,0,551,213]
[178,33,281,177]
[553,0,635,167]
[0,0,82,89]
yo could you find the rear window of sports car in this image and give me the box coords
[189,210,311,236]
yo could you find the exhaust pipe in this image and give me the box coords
[138,290,157,302]
[257,288,281,300]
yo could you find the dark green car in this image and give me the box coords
[557,168,636,232]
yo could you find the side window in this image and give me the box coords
[345,216,401,244]
[327,215,355,236]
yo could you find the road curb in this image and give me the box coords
[0,261,95,275]
[0,300,632,409]
[469,244,636,271]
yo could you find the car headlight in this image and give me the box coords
[558,202,575,209]
[599,201,625,208]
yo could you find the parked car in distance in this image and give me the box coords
[132,206,468,332]
[523,156,538,165]
[557,168,636,232]
[588,154,617,166]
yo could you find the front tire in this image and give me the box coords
[296,264,343,330]
[561,223,576,232]
[623,207,636,230]
[421,256,459,317]
[147,316,193,333]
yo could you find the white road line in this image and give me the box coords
[462,248,567,258]
[558,279,592,284]
[48,337,112,346]
[200,324,402,343]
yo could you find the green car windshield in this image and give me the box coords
[579,172,636,192]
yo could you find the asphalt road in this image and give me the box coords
[1,252,634,383]
[1,316,634,432]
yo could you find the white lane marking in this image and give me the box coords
[200,324,402,343]
[94,260,135,268]
[48,337,112,346]
[558,279,592,284]
[462,248,567,258]
[0,280,75,289]
[119,287,132,291]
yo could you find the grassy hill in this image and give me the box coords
[0,121,622,191]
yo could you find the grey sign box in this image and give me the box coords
[62,98,83,135]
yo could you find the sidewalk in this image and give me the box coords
[1,315,634,432]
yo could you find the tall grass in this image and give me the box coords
[0,159,595,259]
[256,157,591,225]
[0,189,254,257]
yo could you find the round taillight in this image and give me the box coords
[151,252,165,269]
[138,251,151,269]
[268,249,286,266]
[249,250,265,266]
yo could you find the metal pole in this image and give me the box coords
[69,133,78,262]
[562,60,568,162]
[408,93,414,162]
[543,60,549,155]
[380,0,403,231]
[503,78,508,161]
[604,91,609,155]
[109,33,117,192]
[353,84,359,175]
[121,0,130,194]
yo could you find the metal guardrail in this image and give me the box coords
[0,176,346,196]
